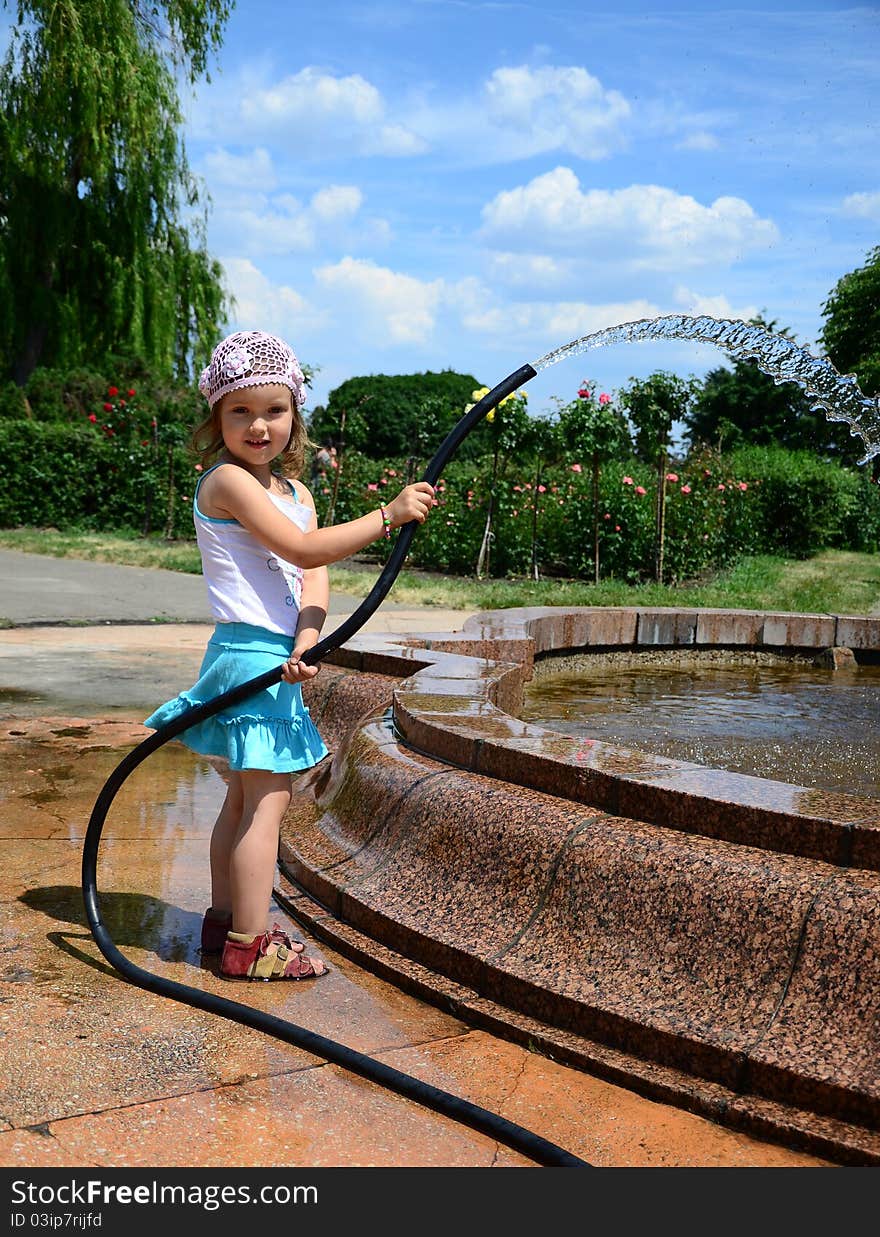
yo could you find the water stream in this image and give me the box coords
[531,314,880,464]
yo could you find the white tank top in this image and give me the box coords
[194,464,311,635]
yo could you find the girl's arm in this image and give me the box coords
[283,482,328,684]
[203,464,434,569]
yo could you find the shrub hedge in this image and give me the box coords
[2,417,878,582]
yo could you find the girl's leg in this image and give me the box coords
[229,769,292,937]
[208,771,245,914]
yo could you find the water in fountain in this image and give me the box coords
[531,315,880,464]
[521,655,880,799]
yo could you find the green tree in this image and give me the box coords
[821,245,880,398]
[556,383,630,583]
[0,0,232,385]
[308,370,486,460]
[620,371,698,584]
[683,316,857,461]
[471,386,531,578]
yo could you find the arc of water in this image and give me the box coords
[531,314,880,465]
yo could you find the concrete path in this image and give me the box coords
[0,550,832,1176]
[0,547,470,631]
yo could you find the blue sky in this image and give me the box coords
[178,0,878,418]
[34,2,880,417]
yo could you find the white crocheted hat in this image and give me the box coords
[198,330,306,410]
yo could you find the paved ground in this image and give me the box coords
[0,547,470,630]
[0,550,834,1182]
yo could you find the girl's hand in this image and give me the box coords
[386,481,436,528]
[282,651,321,684]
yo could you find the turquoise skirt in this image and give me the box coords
[144,621,329,774]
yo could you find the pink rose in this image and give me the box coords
[666,472,678,482]
[717,483,726,491]
[622,476,633,485]
[680,484,691,494]
[635,485,647,495]
[367,483,378,491]
[598,392,611,405]
[738,481,748,491]
[570,463,583,473]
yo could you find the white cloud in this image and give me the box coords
[841,190,880,221]
[481,167,779,268]
[224,203,316,254]
[314,257,443,344]
[676,131,721,152]
[221,258,320,339]
[238,67,427,156]
[309,186,364,222]
[461,297,661,345]
[485,251,573,289]
[201,146,278,189]
[202,170,387,256]
[483,65,631,160]
[673,287,758,321]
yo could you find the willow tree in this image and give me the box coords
[0,0,232,385]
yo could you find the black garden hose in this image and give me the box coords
[81,362,591,1168]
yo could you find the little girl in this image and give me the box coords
[144,330,435,982]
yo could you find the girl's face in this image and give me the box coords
[217,383,295,470]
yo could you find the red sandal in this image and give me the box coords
[220,930,329,981]
[201,911,305,957]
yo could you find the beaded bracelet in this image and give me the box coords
[379,505,392,540]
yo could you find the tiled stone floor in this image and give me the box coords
[0,625,832,1169]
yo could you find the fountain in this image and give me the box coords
[277,318,880,1166]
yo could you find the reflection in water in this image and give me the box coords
[521,659,880,799]
[2,729,226,955]
[112,745,226,952]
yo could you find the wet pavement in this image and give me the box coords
[0,555,836,1170]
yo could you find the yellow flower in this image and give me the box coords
[486,409,495,422]
[471,386,490,401]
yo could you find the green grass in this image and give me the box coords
[0,527,878,615]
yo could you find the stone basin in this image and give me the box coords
[279,606,880,1165]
